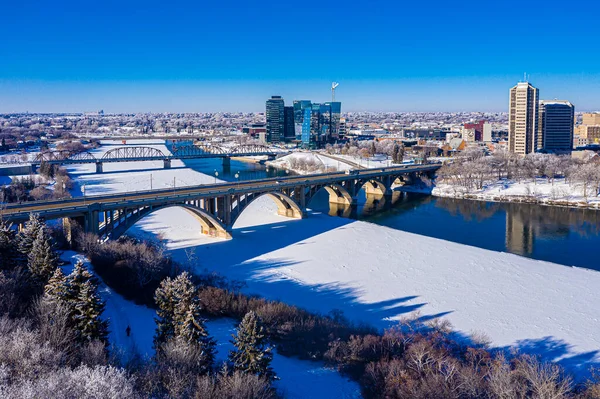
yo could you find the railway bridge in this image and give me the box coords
[1,164,440,241]
[33,144,280,173]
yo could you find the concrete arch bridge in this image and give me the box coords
[1,164,440,241]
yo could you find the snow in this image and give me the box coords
[433,178,600,207]
[58,251,361,397]
[127,197,600,376]
[207,319,361,398]
[267,152,351,175]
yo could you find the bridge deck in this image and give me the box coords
[1,164,440,222]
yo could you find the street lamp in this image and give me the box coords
[214,169,219,184]
[234,172,240,187]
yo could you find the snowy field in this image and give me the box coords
[127,199,600,376]
[433,178,600,207]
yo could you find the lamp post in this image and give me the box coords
[214,169,219,184]
[235,172,240,188]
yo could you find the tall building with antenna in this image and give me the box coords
[508,80,539,155]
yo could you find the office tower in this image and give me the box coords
[265,96,284,143]
[538,100,574,153]
[327,101,342,139]
[509,82,539,155]
[283,106,295,141]
[293,100,312,141]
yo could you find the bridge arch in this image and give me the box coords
[106,204,230,240]
[303,183,354,207]
[230,191,303,228]
[357,179,390,196]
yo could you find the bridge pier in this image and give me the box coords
[95,162,103,173]
[163,158,171,169]
[222,157,231,168]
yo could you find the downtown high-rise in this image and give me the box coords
[538,100,574,153]
[266,96,285,143]
[508,82,539,155]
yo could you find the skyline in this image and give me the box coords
[1,0,599,113]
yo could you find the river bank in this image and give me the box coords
[400,177,600,211]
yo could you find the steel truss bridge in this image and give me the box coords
[32,144,279,172]
[1,164,440,241]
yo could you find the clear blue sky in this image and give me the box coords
[1,0,598,113]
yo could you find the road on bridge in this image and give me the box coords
[1,164,440,223]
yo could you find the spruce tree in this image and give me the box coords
[27,227,59,284]
[66,260,95,301]
[73,280,109,343]
[154,271,196,347]
[18,213,44,258]
[229,311,275,380]
[44,267,69,303]
[0,219,19,271]
[177,300,216,369]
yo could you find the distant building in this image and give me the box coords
[582,112,600,126]
[461,127,477,142]
[283,106,295,141]
[402,128,449,140]
[509,82,539,155]
[575,112,600,144]
[292,100,342,148]
[538,100,574,153]
[464,120,493,142]
[266,96,285,143]
[242,123,266,138]
[338,117,347,138]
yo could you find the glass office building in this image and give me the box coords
[266,96,285,143]
[293,100,342,147]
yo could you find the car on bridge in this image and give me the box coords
[345,169,359,175]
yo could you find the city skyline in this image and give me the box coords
[1,0,599,113]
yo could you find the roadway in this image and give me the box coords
[0,164,440,222]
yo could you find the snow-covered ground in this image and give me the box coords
[267,152,352,175]
[59,252,360,398]
[127,198,600,376]
[208,319,360,398]
[433,178,600,208]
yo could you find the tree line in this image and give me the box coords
[438,148,600,200]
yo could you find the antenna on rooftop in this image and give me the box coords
[331,82,339,102]
[523,72,527,82]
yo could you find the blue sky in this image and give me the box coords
[1,0,598,113]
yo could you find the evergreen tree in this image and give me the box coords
[154,271,196,347]
[177,299,216,368]
[370,141,377,157]
[0,219,19,271]
[44,267,69,303]
[18,213,44,258]
[229,311,275,380]
[1,137,6,151]
[66,260,95,301]
[73,280,109,343]
[27,226,59,284]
